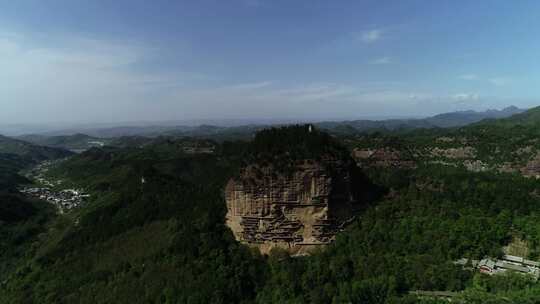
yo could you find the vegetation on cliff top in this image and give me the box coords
[3,123,540,302]
[250,125,348,158]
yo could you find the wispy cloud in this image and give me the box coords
[459,74,479,80]
[167,80,479,119]
[358,29,383,43]
[2,29,434,122]
[274,83,356,102]
[489,77,511,86]
[227,81,273,90]
[0,31,206,123]
[370,57,391,65]
[458,74,514,87]
[1,27,523,123]
[452,93,480,103]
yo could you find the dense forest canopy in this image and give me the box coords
[3,120,540,303]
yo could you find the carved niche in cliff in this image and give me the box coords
[225,159,367,255]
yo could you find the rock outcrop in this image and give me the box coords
[521,153,540,178]
[352,147,416,169]
[225,158,366,255]
[430,146,476,159]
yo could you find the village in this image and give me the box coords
[24,159,65,187]
[20,159,90,214]
[19,187,90,214]
[455,254,540,280]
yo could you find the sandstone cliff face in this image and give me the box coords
[521,153,540,178]
[430,146,476,159]
[225,159,362,255]
[352,147,416,169]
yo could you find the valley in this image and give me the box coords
[19,159,90,213]
[3,109,540,303]
[3,2,540,302]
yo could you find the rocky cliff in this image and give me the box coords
[352,147,416,169]
[225,157,369,255]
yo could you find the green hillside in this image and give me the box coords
[0,134,76,283]
[0,135,73,162]
[0,151,57,287]
[473,106,540,129]
[495,106,540,126]
[3,126,540,302]
[17,133,106,150]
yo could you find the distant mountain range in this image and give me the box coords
[473,106,540,128]
[0,135,73,162]
[316,106,525,132]
[12,106,525,138]
[1,106,529,154]
[16,133,110,152]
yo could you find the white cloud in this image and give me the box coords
[459,74,479,80]
[370,57,391,65]
[165,80,462,120]
[452,93,480,103]
[2,30,519,124]
[0,31,203,123]
[272,83,356,102]
[227,81,273,90]
[4,30,425,122]
[489,77,511,86]
[358,29,383,43]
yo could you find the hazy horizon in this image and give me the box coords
[2,1,540,124]
[0,113,427,136]
[0,105,527,136]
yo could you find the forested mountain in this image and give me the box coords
[9,107,524,142]
[474,106,540,129]
[17,133,110,152]
[316,106,525,133]
[427,106,524,127]
[4,0,540,302]
[0,135,73,162]
[4,117,540,303]
[0,141,62,287]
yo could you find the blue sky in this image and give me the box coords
[1,0,540,124]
